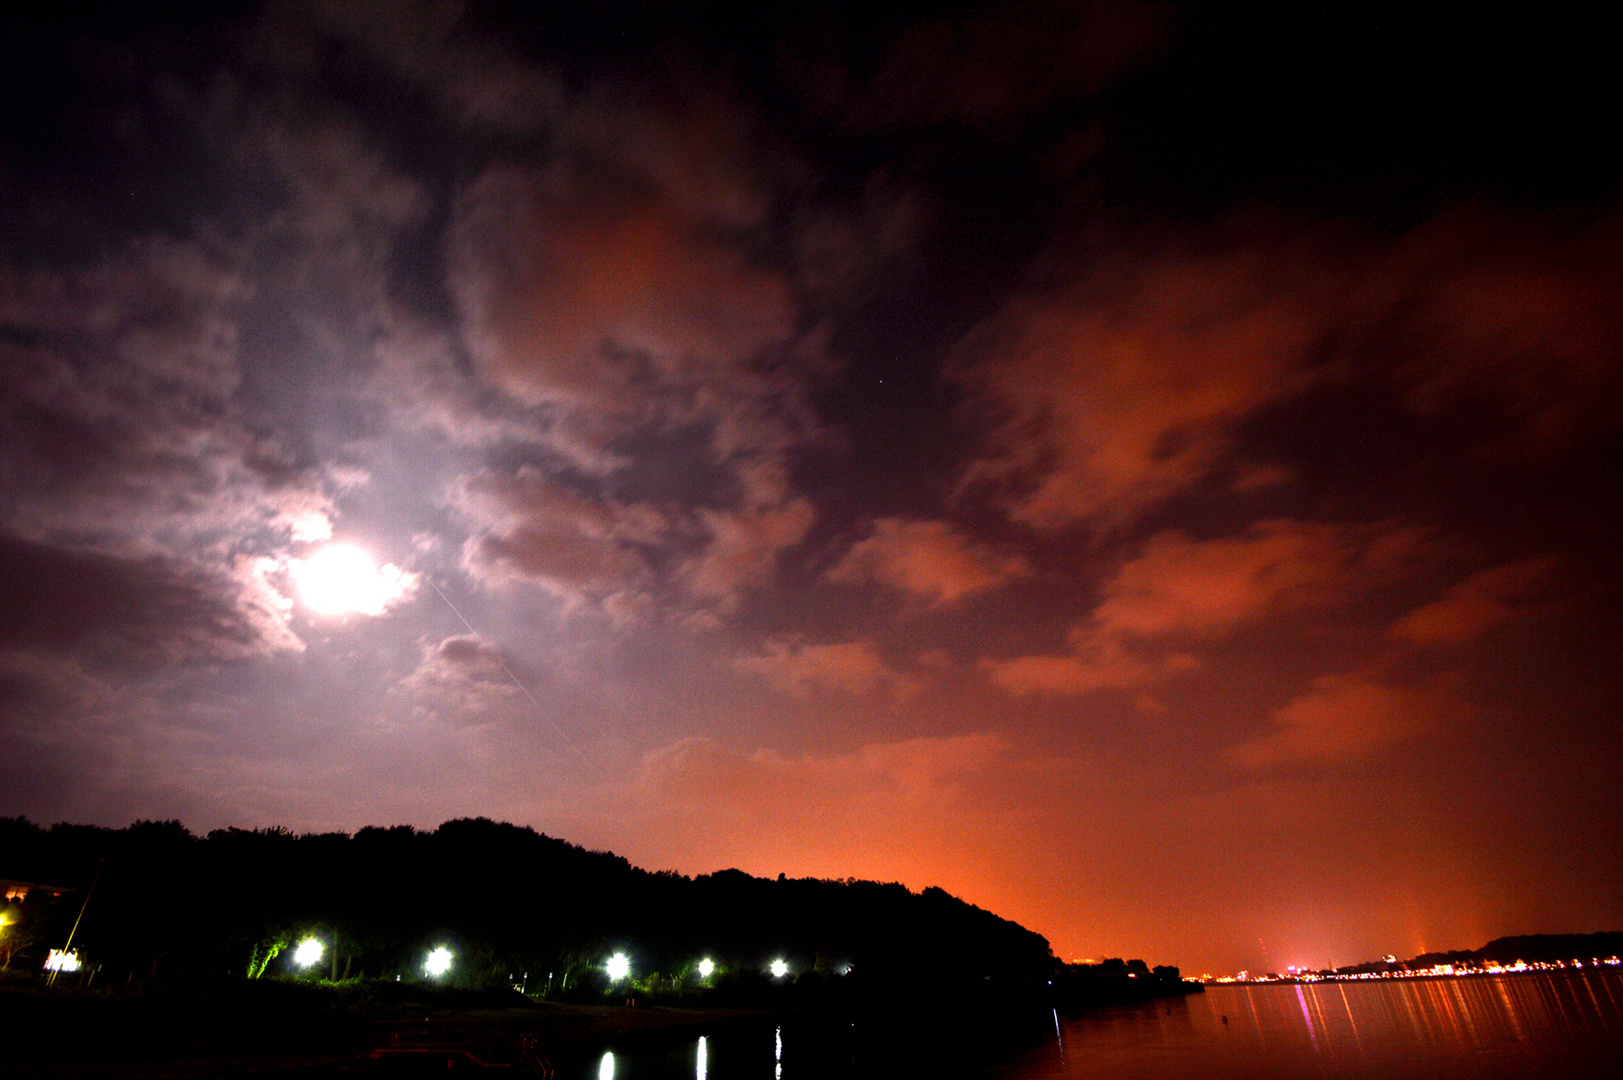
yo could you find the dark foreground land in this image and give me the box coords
[0,980,775,1078]
[0,973,1200,1078]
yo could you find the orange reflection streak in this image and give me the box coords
[1335,983,1364,1049]
[1538,972,1575,1029]
[1491,976,1528,1043]
[1517,973,1553,1030]
[1578,973,1606,1022]
[1394,981,1427,1047]
[1441,978,1476,1050]
[1590,974,1616,1013]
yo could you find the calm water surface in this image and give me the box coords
[573,971,1623,1079]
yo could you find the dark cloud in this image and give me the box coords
[0,536,297,664]
[457,467,662,601]
[814,0,1168,130]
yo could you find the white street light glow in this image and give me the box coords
[770,958,789,978]
[293,937,324,968]
[606,952,631,981]
[424,946,453,978]
[697,957,715,978]
[45,948,81,973]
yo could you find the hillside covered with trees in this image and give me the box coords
[2,816,1055,994]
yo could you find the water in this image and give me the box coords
[570,971,1623,1078]
[996,972,1623,1079]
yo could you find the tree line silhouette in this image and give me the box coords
[2,816,1059,996]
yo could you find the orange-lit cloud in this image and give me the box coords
[1093,520,1370,639]
[1386,210,1623,456]
[956,212,1623,534]
[736,638,919,699]
[985,520,1417,698]
[983,633,1197,697]
[954,236,1337,529]
[828,517,1032,608]
[1227,674,1444,767]
[1388,554,1559,647]
[679,499,817,616]
[451,169,796,411]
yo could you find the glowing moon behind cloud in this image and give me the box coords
[292,544,412,617]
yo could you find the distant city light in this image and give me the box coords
[44,948,81,973]
[697,957,715,978]
[293,937,325,969]
[769,958,789,978]
[606,952,631,981]
[424,946,453,978]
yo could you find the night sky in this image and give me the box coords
[3,2,1619,976]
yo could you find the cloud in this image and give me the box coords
[0,536,302,664]
[446,160,823,622]
[953,233,1334,530]
[458,468,815,621]
[0,650,121,722]
[984,635,1197,697]
[828,517,1031,608]
[0,238,326,542]
[1385,210,1623,456]
[736,638,919,699]
[398,634,523,722]
[450,167,796,414]
[1092,520,1371,639]
[1388,554,1559,647]
[1227,674,1442,768]
[678,499,817,616]
[457,468,665,601]
[984,519,1416,698]
[833,0,1168,130]
[640,732,1015,810]
[954,210,1623,533]
[265,0,564,134]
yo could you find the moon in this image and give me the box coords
[292,544,411,617]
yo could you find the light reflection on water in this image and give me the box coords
[997,971,1623,1080]
[570,972,1622,1078]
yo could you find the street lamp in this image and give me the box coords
[425,946,453,978]
[606,952,631,981]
